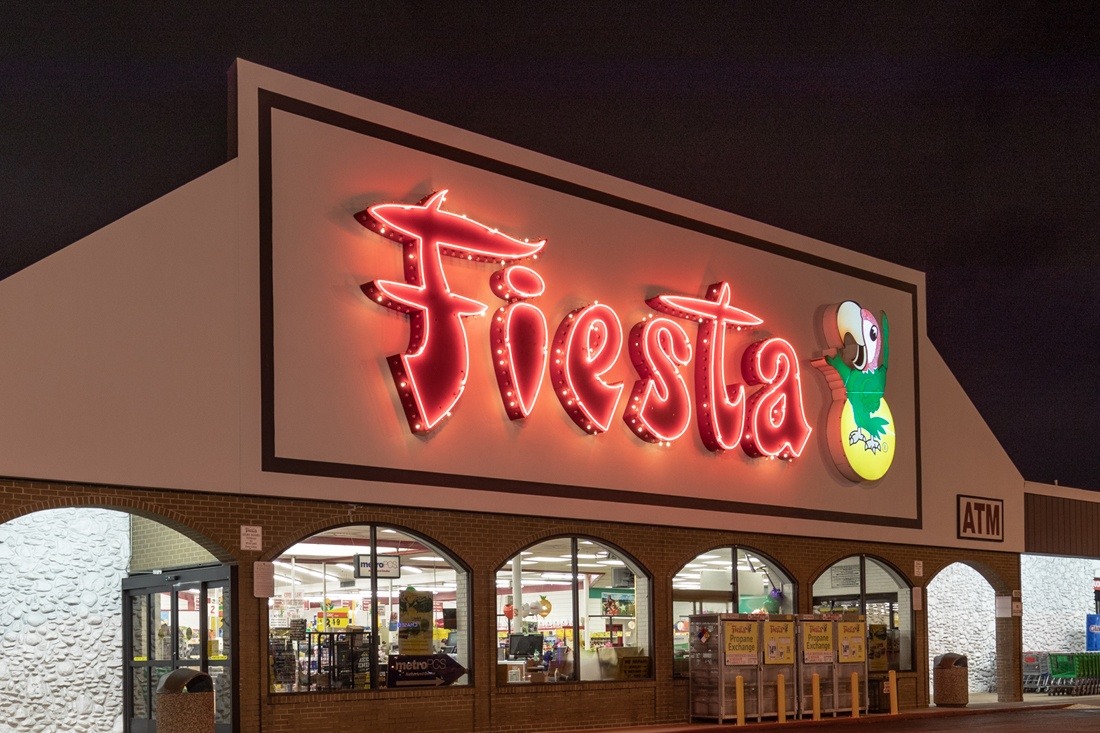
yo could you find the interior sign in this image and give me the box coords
[355,554,401,578]
[957,495,1004,542]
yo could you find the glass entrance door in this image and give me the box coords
[123,565,235,733]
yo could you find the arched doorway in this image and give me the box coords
[927,563,996,695]
[0,507,230,733]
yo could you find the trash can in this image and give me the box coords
[156,668,215,733]
[933,653,968,707]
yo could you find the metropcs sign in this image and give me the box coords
[354,189,891,478]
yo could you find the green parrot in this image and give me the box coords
[823,301,890,452]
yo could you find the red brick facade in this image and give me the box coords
[0,477,1023,730]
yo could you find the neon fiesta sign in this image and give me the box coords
[356,190,813,461]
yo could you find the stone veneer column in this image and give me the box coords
[0,508,130,733]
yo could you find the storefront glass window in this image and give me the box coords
[672,546,795,675]
[267,525,469,692]
[811,555,913,671]
[496,537,651,683]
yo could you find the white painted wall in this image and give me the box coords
[0,509,130,733]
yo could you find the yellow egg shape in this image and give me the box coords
[839,398,895,481]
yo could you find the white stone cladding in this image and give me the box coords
[927,563,996,692]
[0,508,129,733]
[1021,554,1095,652]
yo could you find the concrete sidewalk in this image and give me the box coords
[564,692,1100,732]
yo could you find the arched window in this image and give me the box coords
[267,525,469,692]
[496,537,651,683]
[812,555,913,671]
[672,547,795,675]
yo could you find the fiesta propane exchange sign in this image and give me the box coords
[259,92,921,527]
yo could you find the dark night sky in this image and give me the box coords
[2,4,1097,490]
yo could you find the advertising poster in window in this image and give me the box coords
[723,620,759,666]
[802,621,834,664]
[868,624,889,671]
[838,621,866,663]
[601,592,635,617]
[764,620,795,665]
[398,588,434,655]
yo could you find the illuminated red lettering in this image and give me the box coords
[623,316,693,443]
[740,338,813,458]
[550,304,624,434]
[356,190,544,432]
[356,195,814,466]
[490,266,548,420]
[649,282,762,452]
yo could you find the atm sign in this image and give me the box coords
[957,495,1004,542]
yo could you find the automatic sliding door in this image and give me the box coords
[123,565,234,733]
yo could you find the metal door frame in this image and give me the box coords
[122,564,237,733]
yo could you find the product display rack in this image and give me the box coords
[304,630,372,690]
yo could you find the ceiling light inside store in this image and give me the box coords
[283,542,395,557]
[273,574,303,585]
[273,561,341,582]
[541,572,582,581]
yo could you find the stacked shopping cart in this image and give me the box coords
[1043,652,1100,695]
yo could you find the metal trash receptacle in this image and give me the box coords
[156,668,215,733]
[933,653,968,707]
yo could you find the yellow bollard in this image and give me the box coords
[888,669,898,715]
[777,673,786,723]
[812,673,821,721]
[851,672,860,718]
[735,674,745,726]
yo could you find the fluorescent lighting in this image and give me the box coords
[274,561,341,582]
[273,574,302,585]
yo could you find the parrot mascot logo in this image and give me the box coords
[811,300,895,481]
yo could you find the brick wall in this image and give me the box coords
[130,514,217,572]
[0,478,1023,731]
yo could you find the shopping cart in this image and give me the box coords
[1071,652,1100,695]
[1047,652,1100,695]
[1047,653,1076,695]
[1022,651,1050,693]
